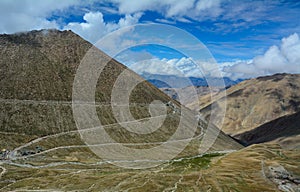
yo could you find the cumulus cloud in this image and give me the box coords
[166,57,203,77]
[0,0,81,33]
[223,33,300,79]
[117,33,300,80]
[116,49,223,78]
[64,12,142,43]
[126,57,203,77]
[130,59,183,76]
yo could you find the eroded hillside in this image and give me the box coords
[198,73,300,137]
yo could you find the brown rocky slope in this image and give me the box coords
[198,73,300,139]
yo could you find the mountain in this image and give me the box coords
[235,111,300,148]
[141,72,245,88]
[0,29,246,191]
[148,79,172,88]
[160,86,222,107]
[198,73,300,139]
[194,74,300,192]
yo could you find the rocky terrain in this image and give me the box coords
[197,73,300,138]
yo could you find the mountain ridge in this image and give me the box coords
[141,72,245,88]
[197,73,300,144]
[235,111,300,147]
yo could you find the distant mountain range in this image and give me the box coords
[141,72,245,88]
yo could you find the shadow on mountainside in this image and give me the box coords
[234,111,300,146]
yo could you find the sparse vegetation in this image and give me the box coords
[0,29,299,191]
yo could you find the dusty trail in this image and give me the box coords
[8,114,177,159]
[4,98,177,159]
[0,165,6,179]
[10,131,204,160]
[8,108,200,161]
[2,150,235,169]
[0,98,165,107]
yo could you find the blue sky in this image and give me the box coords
[0,0,299,79]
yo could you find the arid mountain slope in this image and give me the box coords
[0,29,242,168]
[198,73,300,136]
[235,111,300,147]
[0,29,169,103]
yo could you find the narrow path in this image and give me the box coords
[3,150,235,169]
[9,114,168,159]
[261,160,267,180]
[0,165,7,179]
[11,132,204,160]
[4,161,92,169]
[0,98,165,107]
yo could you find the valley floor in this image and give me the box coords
[0,141,299,191]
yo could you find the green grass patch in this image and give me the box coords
[171,153,224,169]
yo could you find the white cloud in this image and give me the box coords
[63,12,142,43]
[281,33,300,65]
[0,0,297,37]
[155,19,176,24]
[110,0,154,14]
[107,0,298,34]
[0,0,81,33]
[119,33,300,80]
[118,13,143,27]
[127,57,203,77]
[110,0,224,21]
[222,60,257,80]
[223,33,300,79]
[130,59,183,76]
[165,0,196,18]
[196,0,221,11]
[195,0,222,18]
[166,57,203,77]
[176,17,192,23]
